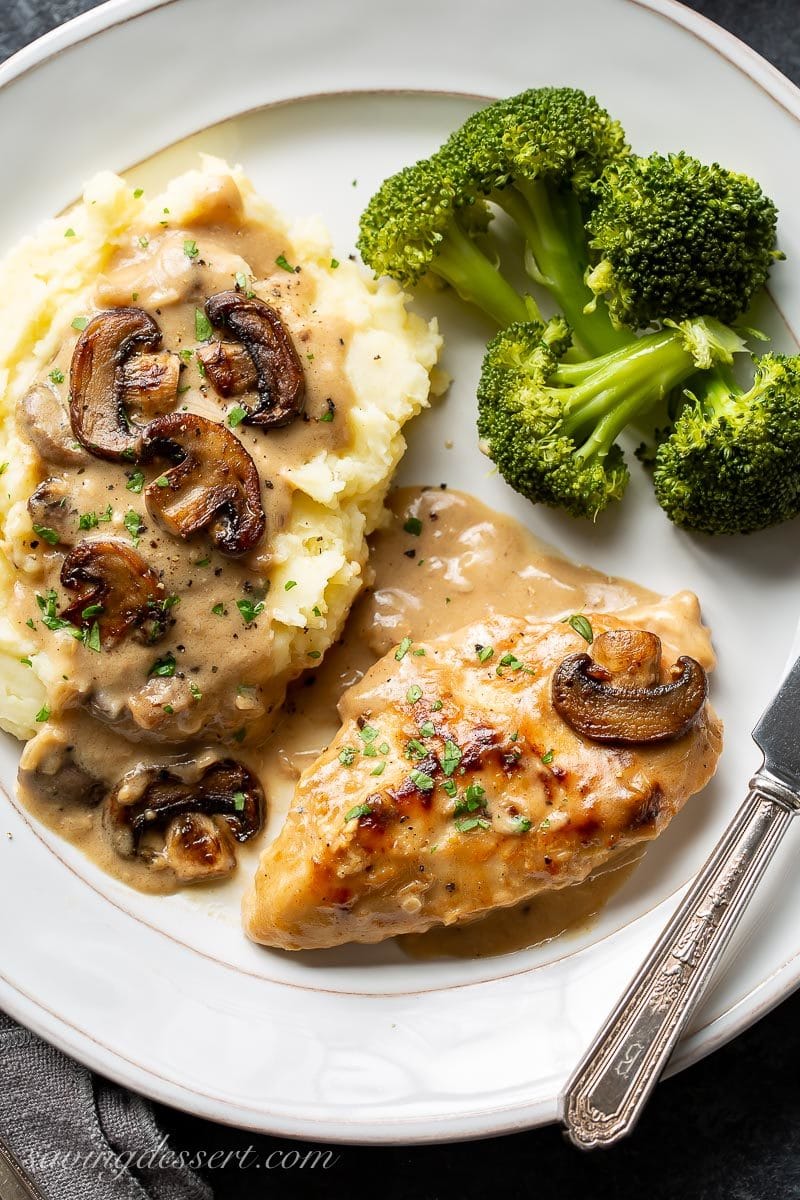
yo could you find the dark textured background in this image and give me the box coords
[2,3,800,1197]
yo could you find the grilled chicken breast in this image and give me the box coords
[244,604,722,950]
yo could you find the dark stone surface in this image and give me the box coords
[2,2,799,1197]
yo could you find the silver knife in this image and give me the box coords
[0,1138,42,1200]
[561,654,800,1148]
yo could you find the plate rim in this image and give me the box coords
[1,0,800,1145]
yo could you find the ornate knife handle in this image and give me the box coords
[561,769,800,1149]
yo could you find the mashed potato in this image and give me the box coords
[0,157,443,741]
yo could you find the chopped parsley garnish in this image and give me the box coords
[431,699,444,712]
[564,614,594,643]
[370,762,386,777]
[308,650,321,660]
[35,704,51,723]
[227,405,248,428]
[455,816,490,833]
[409,769,435,792]
[183,239,199,260]
[35,590,74,634]
[406,684,423,705]
[476,644,494,663]
[339,746,356,766]
[284,580,298,591]
[441,740,462,776]
[236,597,265,624]
[32,524,59,545]
[48,368,65,385]
[211,603,225,616]
[319,400,335,423]
[195,308,213,341]
[358,724,378,743]
[138,235,149,250]
[312,605,321,617]
[81,603,104,619]
[275,253,297,273]
[195,556,211,567]
[515,817,532,833]
[84,622,101,653]
[235,271,248,290]
[163,704,174,714]
[190,682,202,701]
[232,791,246,812]
[71,316,89,331]
[345,803,371,822]
[126,470,145,493]
[154,475,170,488]
[64,228,76,238]
[442,778,458,798]
[124,509,143,546]
[395,636,413,661]
[148,652,176,677]
[541,749,554,765]
[403,516,422,536]
[406,738,427,760]
[133,187,144,199]
[455,784,487,815]
[540,818,551,831]
[419,720,435,738]
[330,258,340,269]
[20,656,32,668]
[378,742,390,755]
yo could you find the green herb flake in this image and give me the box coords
[406,738,427,760]
[155,475,170,489]
[419,720,435,738]
[71,316,89,332]
[235,271,248,290]
[441,740,462,776]
[312,605,322,617]
[48,368,65,385]
[64,228,76,238]
[183,239,199,260]
[232,791,246,812]
[20,656,32,667]
[275,253,297,273]
[541,749,554,765]
[431,699,444,712]
[370,762,386,777]
[406,685,423,705]
[133,188,144,199]
[163,704,174,714]
[442,778,458,798]
[358,724,378,744]
[378,742,390,755]
[539,818,551,831]
[515,817,532,833]
[284,580,298,591]
[32,524,59,546]
[455,816,490,833]
[564,614,594,644]
[126,470,145,494]
[330,258,340,269]
[403,516,422,536]
[409,769,435,792]
[236,598,265,624]
[138,235,149,250]
[227,405,248,428]
[195,308,213,341]
[35,704,51,723]
[345,803,372,822]
[84,622,101,653]
[211,603,225,616]
[124,509,143,546]
[339,746,357,766]
[476,644,494,663]
[148,653,176,678]
[190,682,202,701]
[81,603,104,619]
[395,636,413,661]
[308,649,321,660]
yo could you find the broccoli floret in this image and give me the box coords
[478,316,745,519]
[653,356,800,534]
[356,155,537,327]
[445,87,631,356]
[586,152,782,330]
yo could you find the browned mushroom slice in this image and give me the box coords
[121,350,180,416]
[164,812,237,883]
[28,477,78,546]
[552,629,708,744]
[60,539,168,647]
[204,290,305,427]
[141,412,265,555]
[17,384,87,467]
[69,307,162,460]
[104,759,264,879]
[196,340,258,398]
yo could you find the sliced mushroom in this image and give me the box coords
[69,307,162,460]
[60,539,168,647]
[204,290,305,427]
[552,629,708,744]
[121,350,180,416]
[163,812,237,883]
[17,384,87,466]
[196,340,258,397]
[141,412,265,555]
[28,477,78,546]
[104,758,264,881]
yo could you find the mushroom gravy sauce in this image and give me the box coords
[13,176,358,890]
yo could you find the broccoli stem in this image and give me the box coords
[554,329,703,456]
[433,216,539,327]
[695,365,742,418]
[496,179,630,357]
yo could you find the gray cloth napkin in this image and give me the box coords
[0,1012,211,1200]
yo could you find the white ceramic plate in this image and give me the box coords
[1,0,800,1145]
